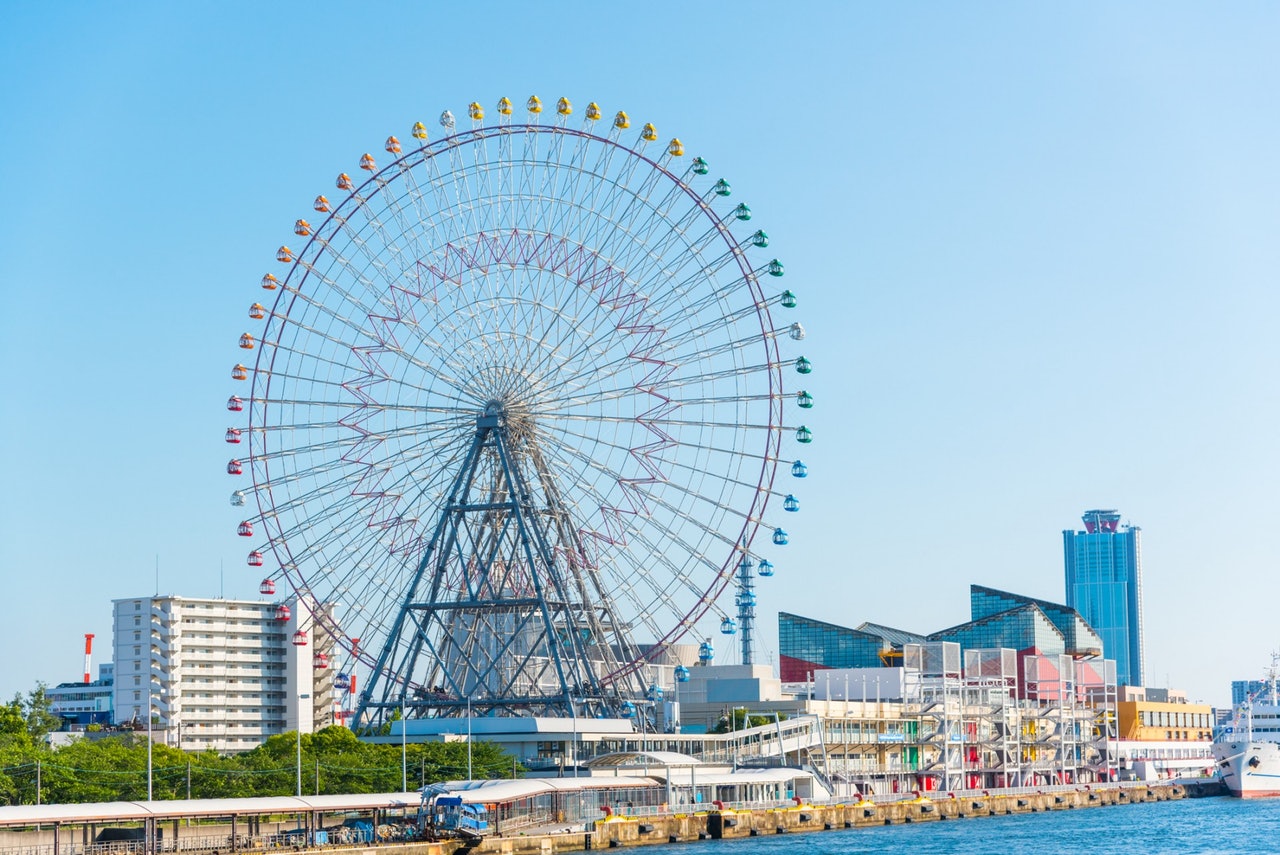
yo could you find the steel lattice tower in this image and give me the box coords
[353,404,644,728]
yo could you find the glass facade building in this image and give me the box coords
[969,585,1103,657]
[778,612,924,682]
[1063,509,1144,687]
[929,604,1067,656]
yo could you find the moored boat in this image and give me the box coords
[1213,654,1280,798]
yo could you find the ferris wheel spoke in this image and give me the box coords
[661,327,788,366]
[244,454,359,497]
[670,300,793,349]
[259,318,372,377]
[605,172,741,284]
[535,124,573,239]
[267,273,389,349]
[505,294,631,395]
[334,184,421,288]
[543,124,602,243]
[537,416,785,489]
[543,355,775,409]
[251,428,462,515]
[389,160,438,254]
[304,225,398,312]
[357,435,470,511]
[532,430,731,624]
[545,413,781,433]
[547,388,778,413]
[366,179,425,269]
[370,181,437,280]
[530,438,701,626]
[643,266,763,336]
[265,495,386,567]
[605,167,681,269]
[445,138,486,252]
[287,242,399,328]
[469,116,500,234]
[248,430,391,464]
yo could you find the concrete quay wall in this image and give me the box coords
[468,784,1186,853]
[184,785,1184,855]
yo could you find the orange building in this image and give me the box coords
[1113,699,1214,780]
[1118,700,1213,742]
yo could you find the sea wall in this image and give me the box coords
[479,784,1186,853]
[0,786,1186,855]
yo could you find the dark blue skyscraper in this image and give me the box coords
[1063,509,1145,687]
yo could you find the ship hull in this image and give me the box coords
[1212,740,1280,798]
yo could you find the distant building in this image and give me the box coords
[1231,680,1274,706]
[111,594,338,752]
[47,663,114,728]
[1063,509,1145,687]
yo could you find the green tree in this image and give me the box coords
[713,709,786,733]
[16,684,61,743]
[0,701,27,741]
[0,712,524,804]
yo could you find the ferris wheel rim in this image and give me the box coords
[235,104,802,692]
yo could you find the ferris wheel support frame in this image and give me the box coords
[353,405,637,729]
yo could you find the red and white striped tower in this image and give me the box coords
[83,633,95,683]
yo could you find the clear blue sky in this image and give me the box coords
[1,2,1276,706]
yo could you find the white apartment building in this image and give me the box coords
[112,594,338,752]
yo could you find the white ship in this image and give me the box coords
[1213,655,1280,798]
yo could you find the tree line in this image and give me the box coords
[1,686,518,806]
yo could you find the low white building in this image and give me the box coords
[112,594,338,752]
[47,663,115,727]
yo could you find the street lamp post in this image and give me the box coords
[297,693,310,797]
[569,697,578,778]
[466,696,473,782]
[401,702,407,792]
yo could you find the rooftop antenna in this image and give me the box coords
[154,554,159,596]
[220,560,225,599]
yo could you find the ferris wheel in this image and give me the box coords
[226,96,813,726]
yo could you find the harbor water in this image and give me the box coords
[622,797,1279,855]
